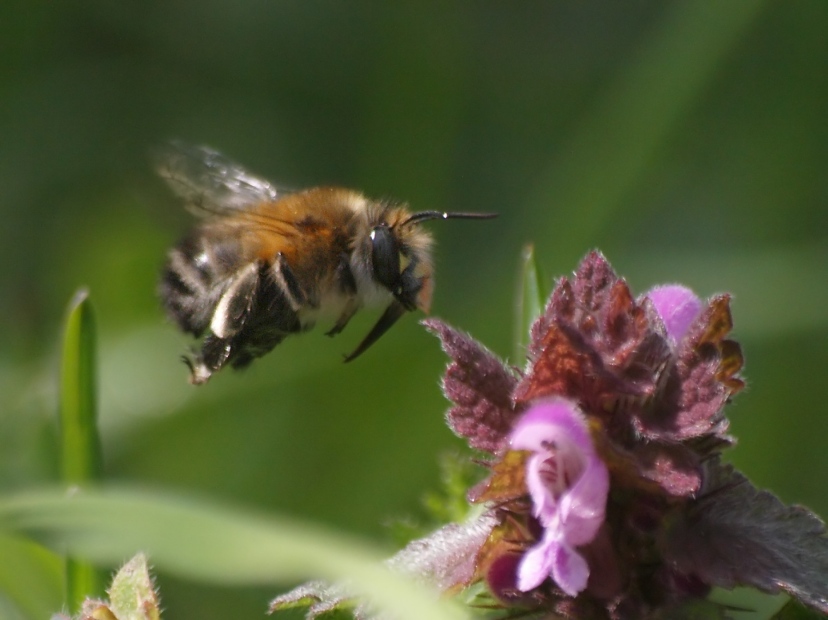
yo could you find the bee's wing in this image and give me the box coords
[155,141,291,217]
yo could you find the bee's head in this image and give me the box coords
[367,212,434,312]
[344,204,496,363]
[366,208,497,313]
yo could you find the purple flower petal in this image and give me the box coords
[646,285,702,343]
[509,398,609,595]
[551,541,590,597]
[517,529,590,596]
[516,534,556,591]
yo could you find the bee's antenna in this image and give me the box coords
[402,211,498,226]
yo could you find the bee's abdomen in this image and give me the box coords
[159,232,244,336]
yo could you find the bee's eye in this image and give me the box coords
[369,225,401,290]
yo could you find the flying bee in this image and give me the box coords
[156,142,496,384]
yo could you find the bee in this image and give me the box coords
[156,142,496,384]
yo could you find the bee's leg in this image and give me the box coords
[272,252,311,309]
[221,260,303,371]
[326,300,359,337]
[336,252,358,294]
[182,263,260,384]
[210,262,259,339]
[343,300,407,362]
[325,252,359,337]
[187,335,232,385]
[229,332,288,369]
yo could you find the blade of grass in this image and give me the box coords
[59,289,103,612]
[513,244,546,363]
[0,487,469,620]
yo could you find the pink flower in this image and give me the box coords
[645,284,703,343]
[510,399,609,596]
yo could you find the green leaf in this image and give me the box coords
[88,553,161,620]
[422,453,479,526]
[664,464,828,617]
[0,487,469,620]
[0,534,63,620]
[59,289,103,610]
[513,244,546,362]
[771,598,826,620]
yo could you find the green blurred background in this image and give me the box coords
[1,1,826,617]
